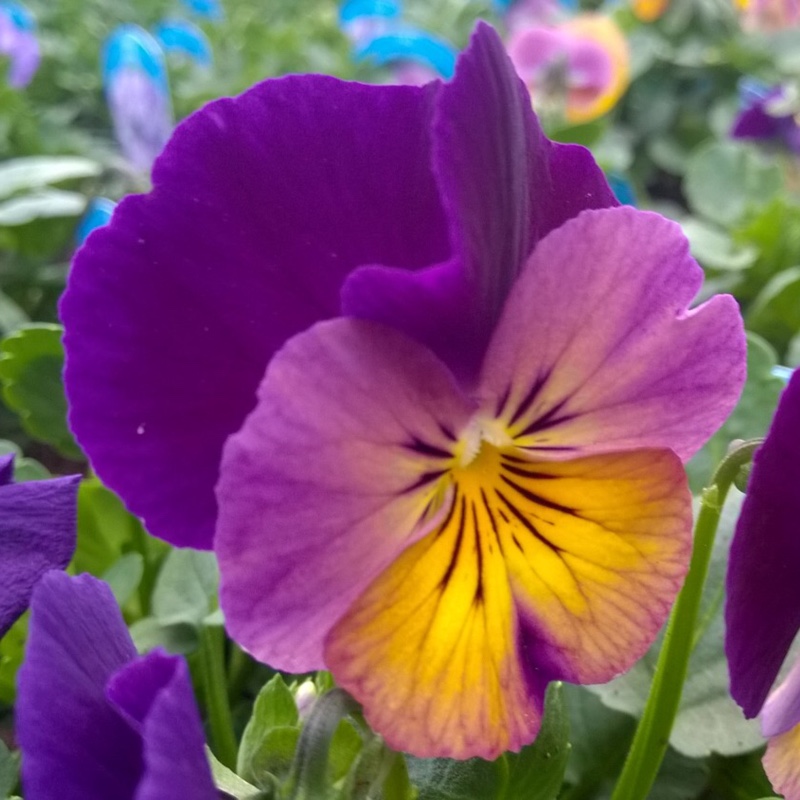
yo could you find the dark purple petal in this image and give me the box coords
[342,23,617,382]
[17,572,142,800]
[732,104,783,141]
[0,473,79,637]
[107,651,217,800]
[62,75,447,549]
[726,371,800,718]
[0,453,13,485]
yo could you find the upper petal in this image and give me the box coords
[342,23,617,382]
[106,652,217,800]
[62,74,447,549]
[216,319,474,673]
[17,572,142,800]
[726,371,800,718]
[479,206,746,461]
[0,472,79,637]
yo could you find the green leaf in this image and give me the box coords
[686,333,783,491]
[0,613,27,704]
[0,293,28,337]
[0,739,18,799]
[0,189,86,225]
[747,267,800,356]
[0,439,49,481]
[684,141,782,228]
[0,324,81,458]
[681,217,758,272]
[206,746,268,800]
[238,675,299,781]
[151,547,219,627]
[128,616,199,655]
[101,552,144,607]
[504,683,570,800]
[407,754,505,800]
[74,477,144,577]
[0,156,101,200]
[707,750,774,800]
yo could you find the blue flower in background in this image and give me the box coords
[607,173,637,206]
[102,26,173,173]
[0,1,40,88]
[354,25,458,82]
[154,19,212,67]
[76,198,116,246]
[180,0,223,22]
[339,0,402,45]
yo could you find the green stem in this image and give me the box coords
[610,440,761,800]
[200,625,238,771]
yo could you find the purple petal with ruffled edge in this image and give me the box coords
[0,464,79,637]
[62,75,448,549]
[726,371,800,719]
[479,207,746,461]
[107,652,216,800]
[341,23,616,383]
[17,572,215,800]
[17,572,142,800]
[217,319,474,672]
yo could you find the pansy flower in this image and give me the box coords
[740,0,800,29]
[731,80,800,155]
[727,372,800,800]
[102,26,174,173]
[16,571,217,799]
[507,15,630,124]
[62,24,745,758]
[0,2,39,89]
[0,455,78,638]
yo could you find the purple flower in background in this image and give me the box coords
[102,26,174,173]
[731,80,800,154]
[0,2,40,89]
[0,455,78,638]
[62,24,746,757]
[727,372,800,800]
[16,571,217,800]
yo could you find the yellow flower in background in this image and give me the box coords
[632,0,670,21]
[507,14,630,125]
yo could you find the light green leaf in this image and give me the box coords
[102,552,144,607]
[0,293,28,337]
[206,746,266,800]
[0,739,18,799]
[238,675,299,782]
[0,324,81,458]
[747,267,800,356]
[685,141,782,228]
[129,616,198,655]
[0,156,101,200]
[151,547,218,627]
[0,189,86,226]
[0,439,49,482]
[504,683,570,800]
[681,217,758,272]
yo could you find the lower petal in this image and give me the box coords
[325,446,690,758]
[763,722,800,800]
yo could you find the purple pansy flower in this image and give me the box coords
[0,455,78,638]
[62,24,745,758]
[0,2,40,89]
[16,571,217,800]
[731,81,800,155]
[726,372,800,799]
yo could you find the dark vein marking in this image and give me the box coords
[500,474,576,515]
[439,495,468,588]
[508,371,550,426]
[495,488,565,553]
[405,437,452,459]
[400,469,447,495]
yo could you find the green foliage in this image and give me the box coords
[0,323,80,458]
[0,741,18,800]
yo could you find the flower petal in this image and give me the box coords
[107,652,217,800]
[342,23,617,381]
[763,721,800,800]
[17,572,142,800]
[62,75,448,549]
[216,319,474,673]
[0,473,79,637]
[325,446,690,758]
[726,371,800,718]
[479,207,746,461]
